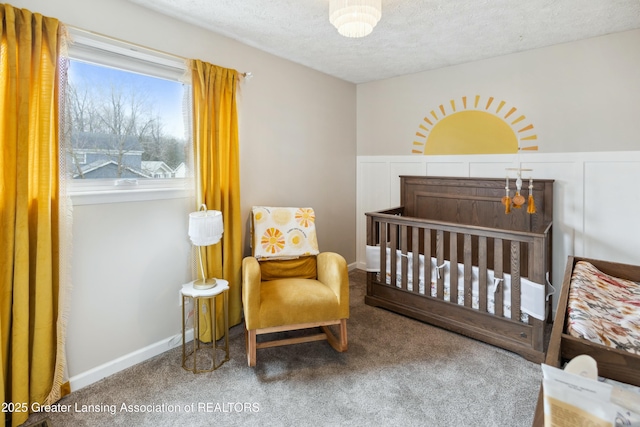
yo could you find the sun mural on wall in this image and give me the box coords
[412,95,538,155]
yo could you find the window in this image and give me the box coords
[64,28,192,204]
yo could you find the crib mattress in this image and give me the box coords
[383,261,528,322]
[567,261,640,355]
[369,247,546,322]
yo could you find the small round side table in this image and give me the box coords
[181,279,229,373]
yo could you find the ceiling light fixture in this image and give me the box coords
[329,0,382,38]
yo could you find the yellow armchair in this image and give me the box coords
[242,207,349,367]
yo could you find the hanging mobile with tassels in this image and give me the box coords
[502,168,536,215]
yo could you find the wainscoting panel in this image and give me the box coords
[357,161,391,263]
[469,161,518,178]
[358,161,390,213]
[426,161,468,177]
[583,160,640,265]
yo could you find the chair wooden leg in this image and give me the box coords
[246,329,257,367]
[322,319,348,352]
[339,318,348,350]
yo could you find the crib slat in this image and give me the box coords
[401,225,408,291]
[528,240,535,327]
[528,238,546,346]
[380,220,387,287]
[367,214,374,295]
[494,238,504,318]
[436,229,444,299]
[528,238,545,349]
[390,223,397,287]
[450,232,458,304]
[423,227,432,296]
[479,236,488,312]
[464,234,472,308]
[511,241,521,320]
[412,226,420,294]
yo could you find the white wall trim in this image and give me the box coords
[69,329,193,392]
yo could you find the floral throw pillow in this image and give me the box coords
[251,207,320,260]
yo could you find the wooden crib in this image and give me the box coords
[365,176,554,363]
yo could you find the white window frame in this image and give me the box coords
[65,27,193,206]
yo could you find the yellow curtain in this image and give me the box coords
[191,60,242,340]
[0,4,66,427]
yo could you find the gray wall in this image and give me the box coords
[357,29,640,156]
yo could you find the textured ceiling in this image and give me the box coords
[126,0,640,84]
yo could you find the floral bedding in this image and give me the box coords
[566,261,640,354]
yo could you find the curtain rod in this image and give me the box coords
[64,24,252,78]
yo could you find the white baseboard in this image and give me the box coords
[72,263,360,391]
[69,329,193,392]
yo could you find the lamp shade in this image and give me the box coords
[330,0,382,38]
[188,208,223,246]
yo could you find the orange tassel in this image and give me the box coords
[502,177,511,214]
[502,196,511,214]
[527,194,536,214]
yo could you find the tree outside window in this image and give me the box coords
[64,60,188,180]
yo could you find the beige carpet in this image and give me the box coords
[24,270,542,427]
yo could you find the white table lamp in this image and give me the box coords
[188,204,223,289]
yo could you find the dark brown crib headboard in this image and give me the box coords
[399,176,553,233]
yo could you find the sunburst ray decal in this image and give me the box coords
[411,95,538,154]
